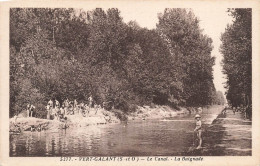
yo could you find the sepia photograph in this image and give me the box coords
[8,6,252,157]
[1,0,260,165]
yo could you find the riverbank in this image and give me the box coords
[9,105,189,133]
[9,105,219,133]
[9,109,121,133]
[10,104,230,156]
[185,108,252,156]
[128,105,190,120]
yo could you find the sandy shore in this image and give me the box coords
[9,109,120,133]
[128,105,190,120]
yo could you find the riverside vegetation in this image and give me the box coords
[9,8,252,156]
[220,9,252,119]
[11,8,248,124]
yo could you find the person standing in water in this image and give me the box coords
[194,114,202,149]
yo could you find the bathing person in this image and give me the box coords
[60,105,65,119]
[88,95,93,108]
[46,105,51,120]
[55,99,60,108]
[94,103,98,114]
[48,99,53,108]
[73,99,78,108]
[84,104,90,116]
[194,114,202,149]
[26,104,31,118]
[64,98,69,115]
[29,105,35,117]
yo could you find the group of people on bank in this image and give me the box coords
[26,95,106,121]
[45,95,103,121]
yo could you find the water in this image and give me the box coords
[10,109,221,156]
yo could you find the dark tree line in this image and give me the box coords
[220,8,252,117]
[10,8,223,117]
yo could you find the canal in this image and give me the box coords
[10,106,224,156]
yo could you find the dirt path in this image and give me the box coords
[185,108,252,156]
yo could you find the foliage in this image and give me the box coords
[157,9,216,106]
[10,8,219,117]
[220,9,252,112]
[212,91,226,105]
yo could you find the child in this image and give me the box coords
[194,114,202,149]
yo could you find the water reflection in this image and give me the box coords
[10,113,218,156]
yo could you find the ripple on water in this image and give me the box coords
[10,113,225,156]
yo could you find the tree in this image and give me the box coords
[10,8,219,117]
[157,8,215,106]
[220,8,252,116]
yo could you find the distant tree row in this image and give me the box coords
[10,8,221,117]
[213,91,225,105]
[220,9,252,114]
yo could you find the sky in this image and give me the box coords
[117,7,233,95]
